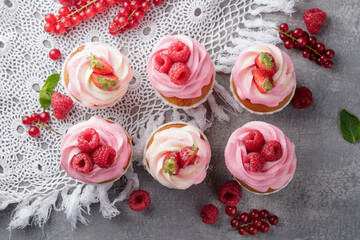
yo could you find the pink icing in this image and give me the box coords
[232,43,296,107]
[224,121,296,192]
[60,116,132,184]
[147,35,214,99]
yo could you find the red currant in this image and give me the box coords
[78,11,87,21]
[279,23,288,32]
[39,112,50,123]
[284,39,294,49]
[268,215,279,225]
[113,15,120,23]
[316,57,323,66]
[323,60,333,68]
[239,212,249,223]
[260,209,269,219]
[44,23,55,33]
[292,28,303,38]
[225,206,237,216]
[22,116,32,125]
[319,54,328,63]
[85,7,96,18]
[71,15,82,25]
[302,31,309,39]
[118,8,130,17]
[238,227,247,235]
[247,225,258,235]
[45,13,57,23]
[279,33,287,41]
[230,218,240,228]
[117,16,128,26]
[297,37,307,48]
[30,113,40,122]
[134,9,144,20]
[249,209,260,220]
[49,49,61,60]
[60,17,72,29]
[122,0,131,10]
[94,2,105,12]
[253,218,262,228]
[130,0,140,9]
[59,7,70,16]
[293,41,300,49]
[315,43,325,52]
[308,36,317,46]
[128,18,138,29]
[302,49,310,58]
[141,1,151,11]
[325,49,335,59]
[153,0,164,6]
[54,23,65,34]
[108,22,120,35]
[106,0,117,6]
[309,52,317,61]
[29,126,40,137]
[259,222,270,233]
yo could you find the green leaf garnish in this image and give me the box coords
[87,53,103,69]
[97,76,117,91]
[263,76,273,92]
[340,109,360,143]
[39,91,52,110]
[260,53,274,68]
[39,73,60,110]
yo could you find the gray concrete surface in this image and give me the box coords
[1,0,360,239]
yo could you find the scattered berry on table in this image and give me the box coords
[30,113,40,122]
[225,206,237,216]
[49,49,61,60]
[71,153,94,173]
[292,86,313,109]
[200,204,219,224]
[238,212,249,224]
[39,112,50,123]
[22,116,32,125]
[29,126,40,137]
[260,209,269,219]
[91,145,116,168]
[230,218,240,228]
[129,190,151,212]
[51,92,73,120]
[268,215,279,225]
[218,180,242,206]
[303,8,327,34]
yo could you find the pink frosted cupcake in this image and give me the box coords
[230,43,296,114]
[61,116,132,184]
[143,122,211,189]
[147,35,215,109]
[225,121,296,194]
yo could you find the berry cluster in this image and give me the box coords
[22,112,61,137]
[162,144,199,176]
[228,208,279,236]
[275,23,335,68]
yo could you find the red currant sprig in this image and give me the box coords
[22,112,62,137]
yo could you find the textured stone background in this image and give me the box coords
[1,0,360,239]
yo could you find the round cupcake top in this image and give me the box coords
[224,121,296,193]
[60,116,132,184]
[232,43,296,107]
[147,35,214,99]
[144,122,211,189]
[65,42,132,108]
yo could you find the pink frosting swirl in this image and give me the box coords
[225,121,296,192]
[232,43,296,107]
[147,35,214,99]
[60,116,132,184]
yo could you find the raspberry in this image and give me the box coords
[292,86,313,109]
[218,180,242,206]
[168,41,191,63]
[303,8,327,34]
[71,153,94,173]
[51,92,73,120]
[200,204,219,224]
[261,140,283,162]
[129,190,151,211]
[168,62,191,85]
[153,52,172,73]
[243,152,265,172]
[77,128,100,153]
[242,130,265,152]
[91,145,116,168]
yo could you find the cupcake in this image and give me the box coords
[230,43,296,114]
[224,121,296,194]
[147,35,215,109]
[62,42,133,108]
[144,122,211,189]
[61,116,132,184]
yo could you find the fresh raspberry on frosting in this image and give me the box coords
[163,152,180,176]
[261,140,283,162]
[129,190,151,212]
[242,130,265,153]
[168,41,191,63]
[153,52,172,73]
[292,86,313,109]
[218,180,242,206]
[179,144,198,168]
[169,62,191,85]
[200,204,219,224]
[71,153,94,173]
[243,152,265,172]
[77,128,100,153]
[91,145,116,168]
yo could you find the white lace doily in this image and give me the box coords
[0,0,296,229]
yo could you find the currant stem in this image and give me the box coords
[227,218,267,231]
[117,0,151,30]
[273,27,322,56]
[56,0,99,23]
[32,121,62,136]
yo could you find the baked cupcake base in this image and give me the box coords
[236,176,294,195]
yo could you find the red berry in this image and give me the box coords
[168,41,191,63]
[230,218,240,228]
[179,144,198,168]
[91,145,116,168]
[225,206,237,216]
[130,0,140,10]
[45,13,57,23]
[239,212,249,223]
[49,49,61,60]
[153,52,172,73]
[51,92,73,119]
[297,37,308,48]
[200,204,219,224]
[323,60,333,68]
[77,128,100,153]
[279,33,288,41]
[60,17,72,29]
[85,7,96,18]
[140,1,151,11]
[309,52,317,61]
[70,15,82,26]
[30,113,40,122]
[303,8,327,34]
[22,116,32,125]
[292,28,303,38]
[108,22,120,35]
[315,42,325,52]
[308,36,317,46]
[118,8,130,17]
[319,54,328,63]
[284,39,294,49]
[78,10,87,21]
[238,227,247,235]
[279,23,288,32]
[129,190,151,211]
[71,153,94,173]
[302,49,310,58]
[94,2,105,12]
[218,180,242,206]
[39,112,50,123]
[153,0,164,6]
[44,22,55,33]
[325,49,335,59]
[128,18,138,29]
[54,23,65,34]
[293,41,300,49]
[134,9,144,20]
[59,0,77,7]
[122,0,131,10]
[117,16,128,26]
[315,57,323,66]
[113,15,120,24]
[247,225,258,235]
[29,126,40,137]
[259,222,270,233]
[254,52,276,75]
[162,152,180,176]
[59,7,70,16]
[268,215,279,225]
[261,140,283,162]
[253,217,262,228]
[249,209,260,219]
[243,152,265,172]
[242,130,265,153]
[292,86,313,109]
[302,31,310,39]
[105,0,117,5]
[260,209,269,219]
[168,62,191,85]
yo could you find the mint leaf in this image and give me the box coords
[42,73,60,91]
[340,109,360,143]
[39,91,52,110]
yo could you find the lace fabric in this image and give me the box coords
[0,0,296,228]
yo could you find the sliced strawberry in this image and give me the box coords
[162,152,180,176]
[179,144,198,168]
[252,69,273,94]
[255,52,276,75]
[91,73,119,91]
[87,53,113,74]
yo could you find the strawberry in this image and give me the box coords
[179,144,198,168]
[91,73,119,91]
[252,69,273,94]
[51,92,73,120]
[255,52,276,75]
[303,8,326,35]
[162,152,180,176]
[87,53,114,74]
